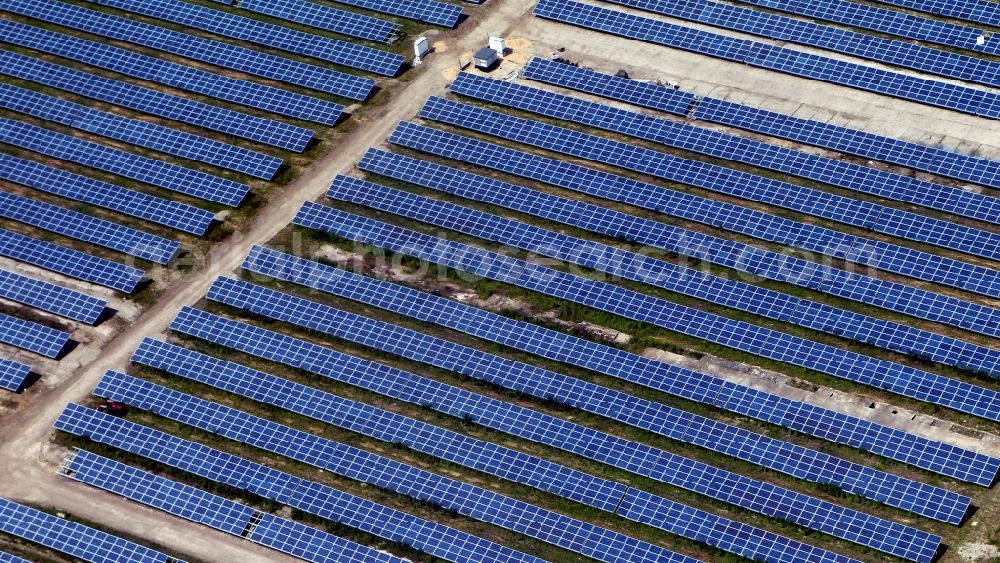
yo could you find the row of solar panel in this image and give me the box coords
[239,245,1000,489]
[237,0,399,42]
[603,0,1000,88]
[533,0,1000,119]
[387,121,1000,340]
[0,50,313,152]
[520,62,1000,227]
[4,0,379,101]
[0,312,68,359]
[737,0,995,53]
[522,59,1000,194]
[869,0,1000,28]
[0,116,248,207]
[134,333,862,563]
[211,0,463,27]
[62,449,408,563]
[83,0,405,78]
[323,0,463,27]
[0,153,214,236]
[0,496,179,562]
[89,372,705,563]
[201,268,974,527]
[0,83,281,179]
[0,269,105,325]
[0,192,178,265]
[0,229,144,293]
[0,20,343,124]
[292,202,1000,425]
[418,97,1000,299]
[0,357,30,392]
[354,152,1000,378]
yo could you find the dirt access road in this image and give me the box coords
[0,1,538,561]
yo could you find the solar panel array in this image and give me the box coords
[327,0,462,27]
[0,21,343,125]
[0,269,105,324]
[0,357,31,392]
[0,312,68,359]
[419,97,1000,298]
[506,68,1000,229]
[200,270,975,525]
[0,117,248,207]
[133,335,864,563]
[5,0,379,101]
[737,0,987,50]
[175,293,941,560]
[601,0,1000,88]
[0,228,144,293]
[293,203,1000,425]
[0,192,179,265]
[90,372,701,563]
[61,449,405,563]
[84,0,404,79]
[867,0,1000,28]
[0,83,282,179]
[356,150,1000,377]
[57,403,546,563]
[238,0,399,42]
[533,0,1000,119]
[0,497,179,562]
[242,244,1000,486]
[0,50,314,152]
[523,57,1000,191]
[0,550,28,563]
[0,154,213,236]
[388,121,1000,339]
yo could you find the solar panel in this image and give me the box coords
[329,0,462,27]
[0,192,179,265]
[0,83,282,179]
[738,0,986,50]
[867,0,1000,28]
[0,50,314,152]
[0,21,343,124]
[132,337,860,563]
[419,97,1000,298]
[293,203,1000,426]
[0,269,105,324]
[85,0,404,78]
[198,270,974,525]
[600,0,1000,88]
[87,373,698,563]
[238,248,1000,489]
[156,308,935,563]
[0,551,28,563]
[0,228,144,293]
[388,121,1000,339]
[0,154,213,236]
[0,312,69,358]
[61,450,405,563]
[533,0,1000,119]
[356,150,1000,378]
[0,117,248,207]
[7,0,380,100]
[0,357,31,392]
[238,0,399,42]
[0,496,180,563]
[520,59,1000,226]
[58,406,544,563]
